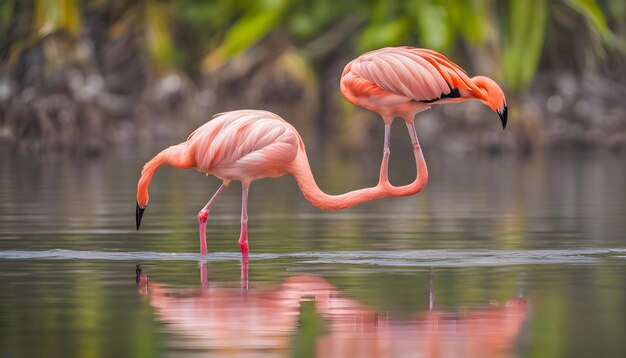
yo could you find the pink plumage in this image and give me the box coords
[187,110,301,183]
[341,47,504,118]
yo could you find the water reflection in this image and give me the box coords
[137,262,528,356]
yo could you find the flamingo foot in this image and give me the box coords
[198,210,209,254]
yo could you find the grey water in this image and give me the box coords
[1,142,625,357]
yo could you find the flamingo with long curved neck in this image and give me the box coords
[136,110,428,259]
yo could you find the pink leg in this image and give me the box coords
[198,182,229,254]
[238,183,250,262]
[405,120,423,164]
[401,118,429,191]
[379,116,393,185]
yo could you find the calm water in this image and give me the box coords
[0,140,625,357]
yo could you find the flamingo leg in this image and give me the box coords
[198,182,229,254]
[405,120,422,161]
[379,121,392,185]
[238,183,250,262]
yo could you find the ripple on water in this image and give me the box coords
[1,248,624,267]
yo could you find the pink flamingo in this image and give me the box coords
[341,46,507,184]
[136,110,428,259]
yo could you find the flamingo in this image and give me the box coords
[341,46,508,185]
[136,110,428,259]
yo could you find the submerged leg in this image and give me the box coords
[198,181,229,254]
[379,116,393,185]
[238,183,250,261]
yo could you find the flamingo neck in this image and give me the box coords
[289,146,428,211]
[137,143,194,206]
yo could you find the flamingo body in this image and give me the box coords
[187,110,300,184]
[340,47,507,122]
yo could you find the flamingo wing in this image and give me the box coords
[187,110,300,179]
[348,47,479,103]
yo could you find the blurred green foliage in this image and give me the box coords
[34,0,81,38]
[503,0,549,92]
[0,0,623,93]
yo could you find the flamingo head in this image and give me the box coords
[472,76,508,129]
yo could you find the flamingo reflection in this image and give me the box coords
[137,263,528,357]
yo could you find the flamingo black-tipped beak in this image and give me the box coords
[136,202,145,230]
[498,106,508,129]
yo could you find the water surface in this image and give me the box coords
[0,144,625,357]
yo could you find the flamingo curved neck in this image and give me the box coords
[289,146,428,210]
[137,144,194,206]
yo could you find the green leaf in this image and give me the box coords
[205,0,289,69]
[222,10,283,58]
[503,0,548,92]
[451,0,489,45]
[145,2,175,70]
[567,0,610,38]
[358,19,409,53]
[416,5,453,51]
[34,0,81,38]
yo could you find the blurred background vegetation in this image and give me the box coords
[0,0,624,154]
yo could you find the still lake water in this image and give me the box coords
[0,139,625,357]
